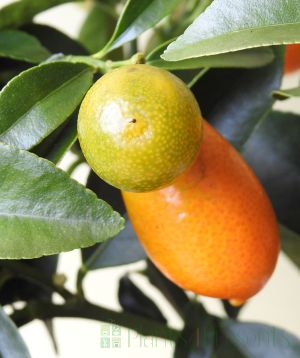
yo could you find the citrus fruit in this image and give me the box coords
[78,64,202,192]
[284,44,300,73]
[123,121,280,301]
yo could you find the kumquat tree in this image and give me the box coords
[0,0,300,357]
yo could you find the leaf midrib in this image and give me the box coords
[0,66,90,139]
[167,21,300,56]
[0,210,102,226]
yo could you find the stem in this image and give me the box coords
[76,243,105,297]
[67,157,84,176]
[188,68,210,88]
[11,300,180,341]
[0,261,72,301]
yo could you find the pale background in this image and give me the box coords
[1,1,300,357]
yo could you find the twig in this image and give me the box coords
[11,300,180,341]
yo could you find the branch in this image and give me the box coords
[11,300,180,341]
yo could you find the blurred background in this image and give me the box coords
[1,1,300,357]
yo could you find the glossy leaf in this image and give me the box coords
[193,47,284,149]
[147,41,275,69]
[32,114,77,164]
[0,143,124,259]
[242,111,300,234]
[0,0,79,30]
[82,216,146,270]
[163,0,300,61]
[0,62,93,150]
[98,0,181,56]
[220,320,300,357]
[79,3,115,54]
[273,86,300,100]
[22,24,87,55]
[0,306,31,358]
[174,303,217,358]
[0,30,50,63]
[280,225,300,269]
[118,276,167,323]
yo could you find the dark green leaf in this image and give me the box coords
[0,58,30,90]
[273,86,300,100]
[193,47,284,149]
[0,143,124,259]
[280,225,300,269]
[0,62,93,150]
[147,41,275,69]
[174,303,217,358]
[220,320,300,357]
[22,24,88,55]
[97,0,181,56]
[0,306,31,358]
[163,0,300,61]
[0,30,50,63]
[82,216,146,270]
[118,276,167,323]
[86,170,126,214]
[0,0,79,30]
[79,3,116,54]
[0,256,58,305]
[242,111,300,234]
[32,114,77,164]
[145,260,189,319]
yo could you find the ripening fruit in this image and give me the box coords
[284,44,300,73]
[123,121,280,302]
[78,64,202,192]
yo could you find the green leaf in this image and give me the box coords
[220,320,300,357]
[81,172,145,269]
[82,216,146,270]
[0,62,93,150]
[147,41,275,69]
[145,260,189,319]
[97,0,181,56]
[280,225,300,269]
[192,47,284,149]
[0,30,50,63]
[273,86,300,100]
[79,3,116,54]
[242,111,300,234]
[163,0,300,61]
[32,114,77,164]
[118,276,167,323]
[174,303,217,358]
[22,24,88,55]
[0,305,31,358]
[0,256,58,305]
[86,170,126,214]
[0,0,80,30]
[0,143,124,259]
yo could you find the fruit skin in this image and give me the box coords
[123,121,280,301]
[78,64,202,192]
[284,44,300,73]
